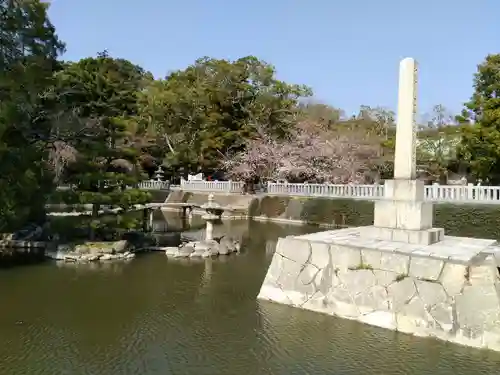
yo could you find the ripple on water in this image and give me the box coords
[1,220,500,374]
[255,300,500,375]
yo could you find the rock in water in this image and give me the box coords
[174,246,194,258]
[218,244,230,255]
[112,240,130,253]
[165,237,240,259]
[164,247,179,257]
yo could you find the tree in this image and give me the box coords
[355,105,395,140]
[297,102,344,129]
[413,105,460,182]
[458,54,500,183]
[0,0,65,230]
[51,54,152,238]
[417,134,460,183]
[224,121,379,183]
[423,104,455,129]
[136,56,312,176]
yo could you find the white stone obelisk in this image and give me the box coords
[368,57,444,245]
[394,58,418,180]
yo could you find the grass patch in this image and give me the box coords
[348,262,373,271]
[395,273,408,282]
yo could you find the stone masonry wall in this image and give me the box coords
[258,236,500,351]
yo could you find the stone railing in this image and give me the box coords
[424,183,500,202]
[60,179,500,203]
[266,182,385,199]
[58,180,171,191]
[180,180,244,193]
[137,180,170,190]
[267,182,500,203]
[177,180,500,203]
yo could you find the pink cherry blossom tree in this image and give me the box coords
[223,121,379,183]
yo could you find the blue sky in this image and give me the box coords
[47,0,497,117]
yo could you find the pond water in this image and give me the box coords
[0,214,499,375]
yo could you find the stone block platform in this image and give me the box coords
[257,227,500,351]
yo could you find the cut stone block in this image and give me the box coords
[384,179,426,201]
[258,227,500,352]
[363,226,444,245]
[374,200,434,230]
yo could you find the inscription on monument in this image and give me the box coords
[410,64,418,176]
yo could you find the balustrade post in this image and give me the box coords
[476,182,482,200]
[466,183,473,200]
[432,182,439,200]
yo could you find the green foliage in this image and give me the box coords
[0,0,65,231]
[458,54,500,183]
[51,55,152,237]
[0,1,494,236]
[296,102,345,129]
[136,56,311,174]
[381,121,463,182]
[49,212,145,241]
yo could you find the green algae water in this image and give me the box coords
[0,216,499,375]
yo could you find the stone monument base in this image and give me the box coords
[363,226,445,245]
[257,227,500,351]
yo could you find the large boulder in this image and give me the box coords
[112,240,131,253]
[219,236,241,254]
[74,244,90,254]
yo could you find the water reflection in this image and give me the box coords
[266,239,278,255]
[0,216,499,374]
[257,301,500,374]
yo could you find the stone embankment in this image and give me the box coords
[258,228,500,351]
[0,224,49,265]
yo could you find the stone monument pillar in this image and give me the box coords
[367,58,444,245]
[257,58,500,353]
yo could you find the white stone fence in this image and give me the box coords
[179,179,245,193]
[137,180,170,190]
[58,180,171,191]
[425,183,500,202]
[178,180,500,203]
[267,182,386,198]
[269,182,500,202]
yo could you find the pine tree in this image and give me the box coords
[53,54,151,238]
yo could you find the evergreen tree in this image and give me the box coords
[0,0,65,230]
[53,54,152,238]
[458,54,500,183]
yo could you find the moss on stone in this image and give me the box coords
[348,262,373,271]
[395,273,408,282]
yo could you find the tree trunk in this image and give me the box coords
[89,203,99,240]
